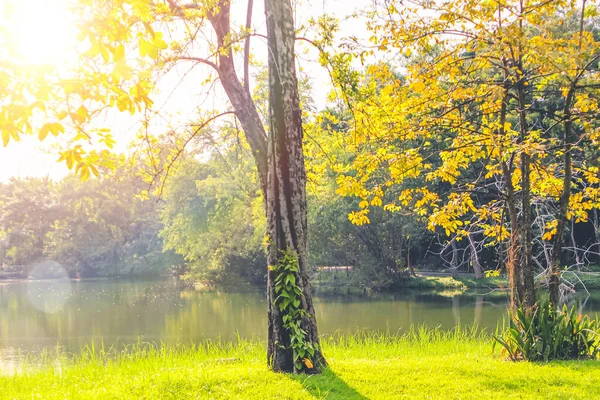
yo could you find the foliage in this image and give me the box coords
[0,168,178,278]
[271,249,317,372]
[331,0,600,237]
[0,177,62,266]
[494,301,600,362]
[322,0,600,305]
[159,153,266,286]
[305,107,437,288]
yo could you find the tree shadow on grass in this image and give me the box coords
[288,368,368,399]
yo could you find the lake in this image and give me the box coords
[1,279,599,370]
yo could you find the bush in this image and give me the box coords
[494,300,600,361]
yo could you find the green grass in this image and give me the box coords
[2,328,600,399]
[313,270,510,292]
[397,275,509,291]
[454,275,509,289]
[562,270,600,290]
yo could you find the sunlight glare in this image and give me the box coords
[0,0,77,67]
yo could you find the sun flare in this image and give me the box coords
[0,0,77,67]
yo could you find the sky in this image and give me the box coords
[0,0,368,182]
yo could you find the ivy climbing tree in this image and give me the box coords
[263,0,325,372]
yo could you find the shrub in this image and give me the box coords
[494,300,600,362]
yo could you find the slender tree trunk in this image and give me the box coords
[397,224,404,272]
[548,2,596,305]
[207,2,268,195]
[570,219,581,269]
[500,87,523,311]
[549,89,575,306]
[515,58,536,310]
[468,233,484,279]
[450,238,459,278]
[503,181,523,311]
[407,237,416,277]
[519,151,536,310]
[264,0,325,373]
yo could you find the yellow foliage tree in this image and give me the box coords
[328,0,600,309]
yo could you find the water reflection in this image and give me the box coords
[1,279,599,370]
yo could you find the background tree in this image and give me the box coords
[326,0,600,309]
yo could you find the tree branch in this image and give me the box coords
[170,56,218,71]
[243,0,254,93]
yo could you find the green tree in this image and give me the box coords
[160,154,266,286]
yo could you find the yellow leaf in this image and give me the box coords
[412,80,426,92]
[39,124,51,141]
[139,38,151,58]
[114,44,125,62]
[153,32,168,50]
[2,130,9,147]
[303,358,313,369]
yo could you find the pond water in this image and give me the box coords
[1,279,599,370]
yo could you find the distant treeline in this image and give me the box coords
[2,112,600,287]
[0,170,181,279]
[0,148,439,287]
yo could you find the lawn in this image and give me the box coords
[1,328,599,399]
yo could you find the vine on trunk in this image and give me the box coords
[270,249,318,372]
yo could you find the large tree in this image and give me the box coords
[263,0,324,372]
[1,0,325,372]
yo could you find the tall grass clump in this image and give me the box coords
[14,337,265,376]
[321,324,490,359]
[494,300,600,362]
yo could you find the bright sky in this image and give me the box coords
[0,0,367,182]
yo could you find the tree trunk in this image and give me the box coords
[407,237,416,277]
[264,0,325,373]
[516,76,536,311]
[549,89,575,306]
[570,219,581,269]
[468,233,484,279]
[503,182,523,312]
[519,151,536,310]
[450,238,459,278]
[203,0,324,373]
[207,2,268,195]
[497,82,524,310]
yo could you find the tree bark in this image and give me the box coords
[502,166,523,312]
[264,0,325,373]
